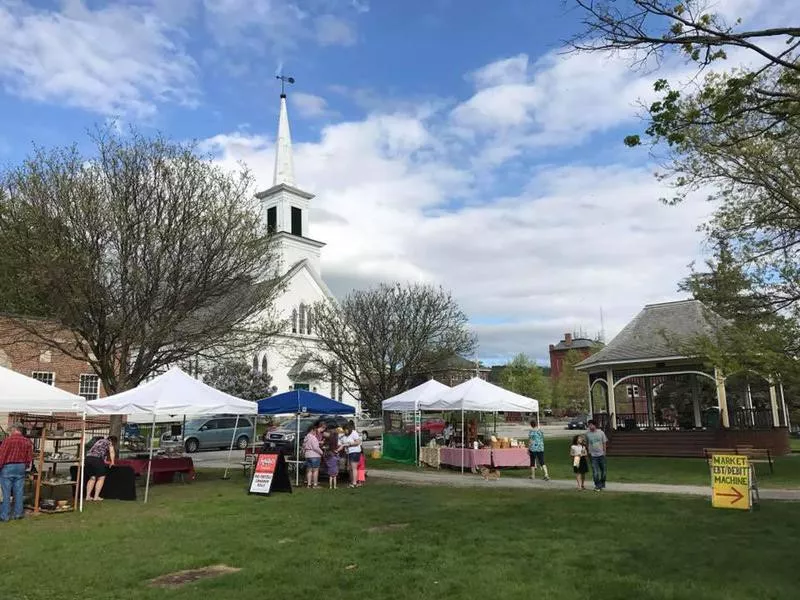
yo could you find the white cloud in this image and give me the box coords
[469,54,529,87]
[0,0,197,117]
[293,92,332,118]
[203,90,711,362]
[314,14,357,46]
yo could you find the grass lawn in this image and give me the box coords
[790,437,800,452]
[2,473,799,600]
[372,437,800,488]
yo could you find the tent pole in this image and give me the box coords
[144,410,157,504]
[78,412,86,513]
[295,413,300,487]
[33,423,46,514]
[222,414,240,480]
[461,409,464,475]
[252,411,258,454]
[415,407,419,467]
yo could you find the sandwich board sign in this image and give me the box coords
[710,454,751,510]
[249,452,292,496]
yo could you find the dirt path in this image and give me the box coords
[369,469,800,501]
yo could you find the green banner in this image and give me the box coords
[382,432,416,465]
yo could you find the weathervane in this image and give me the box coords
[276,74,295,97]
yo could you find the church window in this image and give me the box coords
[298,303,306,334]
[291,308,298,334]
[306,306,313,335]
[291,206,302,236]
[267,206,277,233]
[252,355,259,372]
[261,355,268,374]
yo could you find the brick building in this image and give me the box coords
[549,333,603,380]
[0,315,106,405]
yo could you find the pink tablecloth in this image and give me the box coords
[491,448,530,467]
[439,448,492,468]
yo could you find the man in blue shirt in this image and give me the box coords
[528,420,549,481]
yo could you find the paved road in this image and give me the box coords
[368,469,800,501]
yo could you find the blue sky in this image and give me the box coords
[3,0,782,363]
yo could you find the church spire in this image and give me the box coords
[273,92,295,187]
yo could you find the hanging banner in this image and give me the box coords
[710,454,751,510]
[249,453,292,496]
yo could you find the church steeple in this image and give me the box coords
[256,77,325,278]
[273,93,295,187]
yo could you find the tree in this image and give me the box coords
[202,360,274,402]
[498,353,552,407]
[308,283,476,414]
[568,1,800,404]
[0,128,283,433]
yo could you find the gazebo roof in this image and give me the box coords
[576,299,728,371]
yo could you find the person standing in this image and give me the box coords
[528,419,549,481]
[340,421,362,489]
[302,422,324,489]
[0,423,34,521]
[85,435,117,501]
[585,420,608,491]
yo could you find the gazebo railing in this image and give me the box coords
[731,407,774,430]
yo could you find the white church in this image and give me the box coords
[251,90,358,411]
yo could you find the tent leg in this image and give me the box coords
[78,413,86,513]
[295,414,300,487]
[144,411,157,504]
[222,414,240,480]
[461,409,465,475]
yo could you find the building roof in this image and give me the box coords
[273,93,295,187]
[576,299,729,370]
[287,353,324,381]
[551,338,600,351]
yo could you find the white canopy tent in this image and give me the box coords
[0,365,88,512]
[87,366,257,502]
[0,365,87,413]
[381,380,449,465]
[427,377,539,413]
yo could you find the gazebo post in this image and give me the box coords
[714,368,730,428]
[768,379,780,428]
[780,382,791,430]
[645,376,655,430]
[606,368,617,430]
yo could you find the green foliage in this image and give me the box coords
[498,353,551,406]
[552,349,594,412]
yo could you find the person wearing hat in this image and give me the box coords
[0,423,33,521]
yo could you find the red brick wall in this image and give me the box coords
[0,316,106,399]
[549,347,594,379]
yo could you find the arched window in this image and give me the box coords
[298,303,306,334]
[291,308,298,334]
[306,306,313,335]
[261,355,268,375]
[252,355,259,373]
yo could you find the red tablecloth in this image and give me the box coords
[439,448,492,468]
[116,457,195,484]
[491,448,530,467]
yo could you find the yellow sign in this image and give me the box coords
[710,454,751,510]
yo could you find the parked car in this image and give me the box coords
[403,418,447,436]
[262,415,350,457]
[183,416,254,453]
[566,415,589,430]
[358,418,383,441]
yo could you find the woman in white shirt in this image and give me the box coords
[569,435,589,491]
[341,422,362,488]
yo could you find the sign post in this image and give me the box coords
[710,454,751,510]
[249,452,292,496]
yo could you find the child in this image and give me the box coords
[324,429,341,490]
[356,453,366,487]
[570,435,589,490]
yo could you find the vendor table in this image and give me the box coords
[116,457,195,484]
[491,448,530,467]
[419,447,441,469]
[439,447,492,469]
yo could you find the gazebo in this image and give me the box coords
[576,300,791,457]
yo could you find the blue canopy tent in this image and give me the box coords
[257,390,355,415]
[256,390,355,485]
